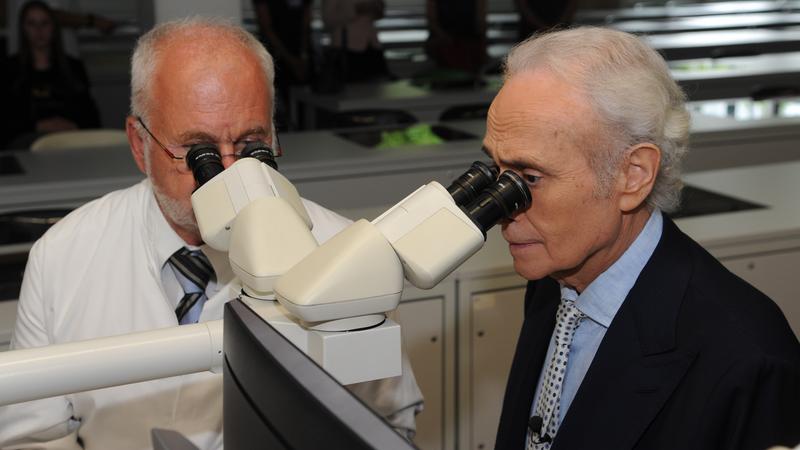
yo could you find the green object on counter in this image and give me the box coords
[377,124,444,149]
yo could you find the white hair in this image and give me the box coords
[129,16,275,124]
[504,26,690,213]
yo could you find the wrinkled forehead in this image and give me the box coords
[484,71,611,169]
[487,72,594,140]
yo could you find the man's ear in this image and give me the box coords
[617,143,661,212]
[126,116,147,175]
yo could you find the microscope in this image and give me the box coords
[0,143,530,404]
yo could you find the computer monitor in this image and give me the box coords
[223,299,418,450]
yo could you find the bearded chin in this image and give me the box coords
[143,142,201,239]
[152,183,200,237]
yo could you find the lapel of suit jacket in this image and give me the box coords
[553,216,699,450]
[495,278,561,449]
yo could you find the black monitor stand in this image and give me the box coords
[223,299,418,450]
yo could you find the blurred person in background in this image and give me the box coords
[425,0,487,73]
[515,0,577,41]
[322,0,391,82]
[252,0,312,130]
[1,0,100,149]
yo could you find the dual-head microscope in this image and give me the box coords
[0,142,530,404]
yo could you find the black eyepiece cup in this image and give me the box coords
[241,142,278,170]
[447,161,500,206]
[462,170,531,237]
[186,144,224,187]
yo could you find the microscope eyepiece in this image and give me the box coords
[241,141,279,170]
[446,161,499,206]
[462,170,531,236]
[186,144,224,187]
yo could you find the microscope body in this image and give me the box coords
[0,157,530,405]
[275,181,485,322]
[268,180,486,385]
[193,156,403,385]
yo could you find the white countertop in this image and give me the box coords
[680,160,800,251]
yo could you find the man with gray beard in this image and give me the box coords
[0,18,422,450]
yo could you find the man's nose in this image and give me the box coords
[221,155,236,169]
[219,143,238,169]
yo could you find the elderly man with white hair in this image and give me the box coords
[0,18,422,450]
[487,27,800,450]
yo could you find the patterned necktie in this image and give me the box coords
[167,247,215,325]
[528,297,586,450]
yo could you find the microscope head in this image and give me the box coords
[191,157,312,252]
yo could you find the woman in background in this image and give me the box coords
[2,0,100,149]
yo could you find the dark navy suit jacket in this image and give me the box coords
[495,217,800,450]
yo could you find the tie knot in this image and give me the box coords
[168,247,215,291]
[559,298,585,320]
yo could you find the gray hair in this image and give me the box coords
[504,26,690,213]
[130,16,275,124]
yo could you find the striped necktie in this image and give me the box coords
[167,247,215,325]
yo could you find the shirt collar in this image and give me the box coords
[561,209,663,328]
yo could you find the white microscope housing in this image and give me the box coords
[191,157,317,300]
[270,162,530,384]
[275,182,485,325]
[0,159,529,405]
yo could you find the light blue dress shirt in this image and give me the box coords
[529,210,664,431]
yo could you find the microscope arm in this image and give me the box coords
[0,321,223,406]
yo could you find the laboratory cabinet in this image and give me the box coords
[721,247,800,338]
[395,283,455,450]
[457,273,527,450]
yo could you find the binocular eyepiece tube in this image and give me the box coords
[186,144,224,188]
[446,161,499,207]
[240,142,278,171]
[461,171,531,236]
[448,161,532,236]
[186,142,279,188]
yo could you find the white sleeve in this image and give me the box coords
[0,240,80,448]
